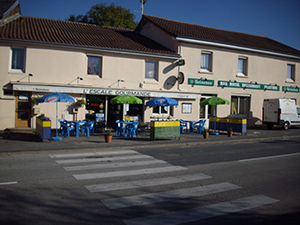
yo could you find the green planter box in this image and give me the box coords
[36,118,51,141]
[150,121,180,140]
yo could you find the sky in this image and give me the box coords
[19,0,300,51]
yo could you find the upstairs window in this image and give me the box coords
[87,55,102,77]
[287,64,295,82]
[145,61,157,79]
[201,52,212,72]
[238,57,247,76]
[11,47,25,73]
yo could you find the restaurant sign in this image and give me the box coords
[218,80,280,91]
[282,86,299,93]
[188,78,214,86]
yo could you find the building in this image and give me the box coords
[1,1,299,130]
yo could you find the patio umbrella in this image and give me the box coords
[110,95,143,104]
[200,97,229,135]
[146,97,178,119]
[36,92,76,141]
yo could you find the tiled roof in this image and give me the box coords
[137,15,300,57]
[0,16,179,57]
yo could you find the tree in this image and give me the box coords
[67,3,138,29]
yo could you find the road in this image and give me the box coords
[0,137,300,224]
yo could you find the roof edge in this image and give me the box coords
[0,38,180,59]
[176,37,300,60]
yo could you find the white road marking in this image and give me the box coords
[73,166,187,180]
[55,154,154,164]
[49,150,137,158]
[86,173,212,193]
[64,159,167,171]
[239,152,300,162]
[0,181,17,186]
[102,182,241,209]
[123,195,279,225]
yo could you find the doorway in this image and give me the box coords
[15,92,31,127]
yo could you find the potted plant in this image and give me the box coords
[227,127,233,137]
[203,129,209,139]
[104,131,112,143]
[138,121,148,132]
[76,99,86,108]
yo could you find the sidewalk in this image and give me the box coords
[1,126,300,155]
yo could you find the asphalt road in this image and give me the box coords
[0,137,300,225]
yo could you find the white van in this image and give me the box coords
[263,98,300,130]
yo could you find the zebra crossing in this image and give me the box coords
[49,150,279,225]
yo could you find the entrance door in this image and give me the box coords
[15,92,31,127]
[107,96,123,128]
[200,95,215,119]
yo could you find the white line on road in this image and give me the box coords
[73,166,187,180]
[64,159,167,171]
[86,173,212,193]
[0,181,17,186]
[239,152,300,162]
[123,195,279,225]
[102,182,241,209]
[55,154,154,164]
[49,150,137,158]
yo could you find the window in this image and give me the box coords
[87,56,102,77]
[287,64,295,82]
[201,52,212,72]
[238,57,247,76]
[182,103,192,114]
[231,96,250,117]
[152,106,169,116]
[145,61,157,79]
[11,47,25,72]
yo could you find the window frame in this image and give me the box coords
[237,56,248,76]
[231,96,250,117]
[145,60,157,80]
[87,54,102,77]
[10,47,26,73]
[182,103,192,114]
[200,51,213,73]
[287,64,295,82]
[152,106,170,117]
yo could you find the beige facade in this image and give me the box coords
[1,14,300,130]
[139,22,300,127]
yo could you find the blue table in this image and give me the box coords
[184,120,196,134]
[70,120,87,137]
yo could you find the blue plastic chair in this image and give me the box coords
[81,121,95,137]
[115,120,124,137]
[127,122,139,138]
[179,119,188,134]
[65,121,75,138]
[193,120,206,134]
[58,119,67,137]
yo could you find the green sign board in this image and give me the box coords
[188,78,214,86]
[218,80,279,91]
[282,86,299,93]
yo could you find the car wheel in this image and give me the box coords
[283,122,289,130]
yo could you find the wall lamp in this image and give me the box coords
[17,73,33,82]
[68,77,83,85]
[108,79,124,88]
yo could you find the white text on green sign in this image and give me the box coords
[218,80,279,91]
[282,86,299,93]
[188,78,214,86]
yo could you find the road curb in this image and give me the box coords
[2,134,299,156]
